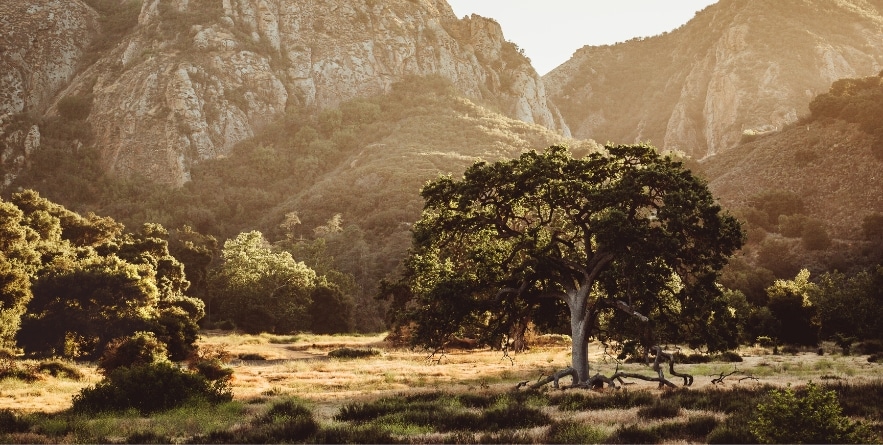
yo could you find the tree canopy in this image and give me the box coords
[1,190,203,360]
[384,144,745,385]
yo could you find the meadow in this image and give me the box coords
[1,332,881,443]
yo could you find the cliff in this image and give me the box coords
[544,0,883,159]
[1,0,567,186]
[0,0,98,186]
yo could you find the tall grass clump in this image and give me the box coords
[546,420,607,444]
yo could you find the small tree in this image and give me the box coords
[765,269,819,346]
[383,145,744,387]
[210,231,317,333]
[749,383,873,444]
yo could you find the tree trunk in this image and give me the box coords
[569,301,591,384]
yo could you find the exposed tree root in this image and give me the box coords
[521,346,693,390]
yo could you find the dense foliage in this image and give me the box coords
[749,383,873,444]
[0,190,203,359]
[384,144,745,382]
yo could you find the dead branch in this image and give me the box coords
[711,365,758,384]
[426,348,446,365]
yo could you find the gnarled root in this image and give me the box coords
[519,346,693,391]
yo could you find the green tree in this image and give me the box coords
[811,266,883,341]
[210,231,317,334]
[383,145,744,385]
[18,254,159,359]
[765,269,819,346]
[7,191,203,360]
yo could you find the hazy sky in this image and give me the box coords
[446,1,718,75]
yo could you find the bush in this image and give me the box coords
[36,359,83,380]
[98,332,169,373]
[328,348,380,359]
[713,350,744,362]
[71,362,233,414]
[749,383,873,444]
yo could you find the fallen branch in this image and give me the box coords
[711,365,758,384]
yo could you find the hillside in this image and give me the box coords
[545,0,883,160]
[12,76,580,331]
[0,0,568,186]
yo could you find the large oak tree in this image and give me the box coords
[384,144,744,386]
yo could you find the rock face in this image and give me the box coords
[0,0,98,186]
[35,0,567,185]
[544,0,883,159]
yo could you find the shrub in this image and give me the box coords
[0,409,29,434]
[36,359,83,380]
[328,347,381,359]
[749,383,873,444]
[546,420,607,444]
[713,350,744,362]
[98,332,169,373]
[0,358,38,382]
[857,339,883,355]
[71,362,233,414]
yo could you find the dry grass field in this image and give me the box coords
[1,331,881,443]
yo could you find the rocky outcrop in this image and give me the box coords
[0,0,98,186]
[45,0,568,185]
[545,0,883,160]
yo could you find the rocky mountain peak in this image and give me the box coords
[545,0,883,160]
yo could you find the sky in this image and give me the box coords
[445,1,718,75]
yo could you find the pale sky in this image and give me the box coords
[446,1,718,75]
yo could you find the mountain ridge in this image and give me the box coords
[544,0,883,160]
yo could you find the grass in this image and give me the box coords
[0,334,881,443]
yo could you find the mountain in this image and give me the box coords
[544,0,883,160]
[0,0,568,186]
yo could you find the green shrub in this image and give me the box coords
[749,383,873,444]
[98,332,169,373]
[71,362,232,414]
[546,420,607,444]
